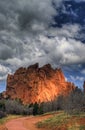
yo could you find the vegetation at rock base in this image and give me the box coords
[0,87,85,117]
[0,98,34,121]
[63,88,85,114]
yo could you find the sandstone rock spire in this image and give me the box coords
[6,63,75,104]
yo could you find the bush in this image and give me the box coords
[63,88,85,114]
[4,99,34,115]
[52,95,64,111]
[42,101,53,113]
[39,96,64,114]
[5,99,24,115]
[36,88,85,115]
[38,103,44,115]
[0,111,6,118]
[0,100,5,111]
[33,102,39,115]
[0,87,84,116]
[23,105,33,115]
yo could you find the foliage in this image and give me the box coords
[33,102,39,115]
[38,95,64,114]
[0,111,6,119]
[63,88,85,114]
[0,87,85,117]
[0,100,5,111]
[38,103,44,115]
[0,99,33,116]
[0,115,21,124]
[5,99,26,115]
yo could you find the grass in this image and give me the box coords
[0,115,22,130]
[0,115,22,125]
[36,111,85,130]
[68,125,85,130]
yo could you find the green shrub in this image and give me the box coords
[0,111,6,118]
[33,102,39,115]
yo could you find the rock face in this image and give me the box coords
[6,63,75,104]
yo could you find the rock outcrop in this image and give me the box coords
[6,63,75,104]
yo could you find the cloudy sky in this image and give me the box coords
[0,0,85,92]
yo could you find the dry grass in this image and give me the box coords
[36,111,85,130]
[0,115,22,130]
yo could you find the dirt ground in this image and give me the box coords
[5,114,52,130]
[1,113,85,130]
[0,125,7,130]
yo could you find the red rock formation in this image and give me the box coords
[6,63,75,104]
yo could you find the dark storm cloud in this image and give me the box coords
[0,47,12,60]
[0,0,85,86]
[0,0,57,81]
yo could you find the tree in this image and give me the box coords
[5,99,24,114]
[0,99,5,111]
[38,103,44,115]
[33,102,39,115]
[63,88,85,114]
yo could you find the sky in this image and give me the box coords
[0,0,85,92]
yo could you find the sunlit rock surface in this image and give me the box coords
[6,63,75,104]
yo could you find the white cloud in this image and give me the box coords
[0,0,85,86]
[0,64,11,74]
[4,32,85,69]
[0,64,11,81]
[70,75,84,81]
[0,75,7,81]
[46,24,80,39]
[36,35,85,66]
